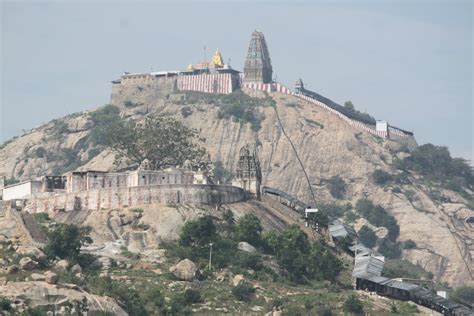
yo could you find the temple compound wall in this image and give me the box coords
[24,184,245,213]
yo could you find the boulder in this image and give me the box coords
[30,273,46,281]
[237,241,257,253]
[15,245,47,262]
[7,264,19,274]
[55,259,70,270]
[70,264,82,274]
[232,274,245,286]
[169,259,198,281]
[19,257,38,270]
[92,257,111,270]
[44,271,58,284]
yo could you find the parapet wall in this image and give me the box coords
[24,184,245,213]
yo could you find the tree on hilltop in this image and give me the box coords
[106,116,207,170]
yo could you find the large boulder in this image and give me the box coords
[238,241,257,253]
[44,271,58,284]
[15,245,47,263]
[19,257,38,270]
[169,259,198,281]
[55,259,70,270]
[30,273,46,281]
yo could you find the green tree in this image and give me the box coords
[358,225,377,248]
[372,170,393,185]
[328,176,347,199]
[106,116,207,170]
[180,216,217,247]
[44,224,92,262]
[344,101,355,111]
[343,294,364,315]
[236,214,263,246]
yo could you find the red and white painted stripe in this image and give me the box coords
[177,73,234,94]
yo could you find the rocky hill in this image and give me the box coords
[0,86,473,288]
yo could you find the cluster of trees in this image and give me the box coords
[355,199,401,258]
[396,144,473,192]
[383,259,434,280]
[168,213,343,284]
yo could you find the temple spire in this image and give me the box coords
[243,30,273,84]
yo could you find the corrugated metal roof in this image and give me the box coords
[388,280,419,291]
[352,255,385,277]
[329,220,357,239]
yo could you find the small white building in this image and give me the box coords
[3,180,42,201]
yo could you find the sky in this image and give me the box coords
[1,0,472,161]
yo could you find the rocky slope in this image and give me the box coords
[0,88,472,286]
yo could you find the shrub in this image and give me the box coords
[451,286,474,307]
[404,190,417,202]
[35,147,47,158]
[402,239,417,249]
[383,259,432,280]
[180,106,193,118]
[145,288,164,309]
[378,238,402,259]
[373,170,393,185]
[234,251,262,271]
[343,294,364,315]
[181,289,202,305]
[328,175,346,199]
[358,225,377,248]
[87,276,147,316]
[0,296,12,311]
[392,186,402,193]
[34,212,50,222]
[88,104,121,145]
[232,281,255,301]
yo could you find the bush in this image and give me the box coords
[451,286,474,306]
[392,186,402,193]
[34,212,50,222]
[88,104,121,145]
[232,281,255,301]
[35,147,47,158]
[0,296,12,311]
[180,106,193,118]
[378,238,402,259]
[402,239,417,249]
[181,289,202,305]
[383,259,433,280]
[144,288,164,310]
[88,276,147,316]
[328,175,346,199]
[343,294,364,314]
[373,170,393,185]
[358,225,377,248]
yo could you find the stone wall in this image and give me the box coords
[24,184,245,213]
[110,77,176,107]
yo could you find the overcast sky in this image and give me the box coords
[1,1,472,161]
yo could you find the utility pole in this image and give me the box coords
[209,242,213,271]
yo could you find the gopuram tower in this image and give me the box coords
[243,31,273,84]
